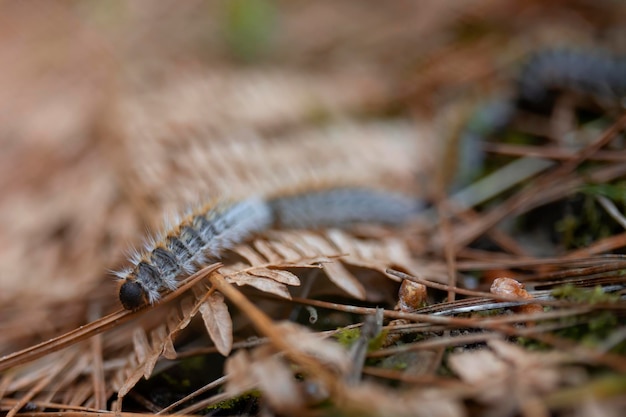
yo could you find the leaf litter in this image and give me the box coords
[1,1,626,417]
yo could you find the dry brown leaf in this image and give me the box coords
[488,339,571,377]
[223,349,256,396]
[130,328,150,376]
[448,347,508,388]
[225,335,465,417]
[223,226,426,302]
[114,295,206,397]
[253,239,292,264]
[145,325,169,371]
[228,273,293,299]
[198,291,233,356]
[249,346,306,412]
[277,322,350,373]
[262,239,306,262]
[270,229,423,300]
[108,119,424,224]
[249,268,303,286]
[448,339,565,405]
[232,245,269,266]
[116,349,152,398]
[336,382,465,417]
[327,230,415,270]
[223,323,349,413]
[321,260,366,299]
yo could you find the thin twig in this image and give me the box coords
[596,195,626,230]
[0,264,221,373]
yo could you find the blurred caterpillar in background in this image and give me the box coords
[116,188,423,310]
[516,48,626,110]
[449,47,625,190]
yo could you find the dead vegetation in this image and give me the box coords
[1,1,625,416]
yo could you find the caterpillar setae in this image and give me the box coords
[115,187,422,310]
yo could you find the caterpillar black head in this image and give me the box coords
[117,261,163,309]
[119,280,147,310]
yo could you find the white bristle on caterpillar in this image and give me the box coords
[115,188,422,310]
[116,197,273,310]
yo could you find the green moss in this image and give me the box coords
[334,327,361,348]
[178,355,208,372]
[333,327,389,352]
[515,336,550,351]
[551,284,620,304]
[551,185,626,250]
[379,351,430,372]
[204,390,261,412]
[555,214,580,248]
[547,285,621,348]
[368,329,389,351]
[160,372,191,389]
[473,308,507,317]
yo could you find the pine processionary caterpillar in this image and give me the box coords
[452,48,625,190]
[116,197,273,310]
[517,48,626,109]
[115,188,423,310]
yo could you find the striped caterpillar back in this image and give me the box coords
[116,197,272,310]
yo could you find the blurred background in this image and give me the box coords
[1,0,625,353]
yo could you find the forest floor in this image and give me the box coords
[1,2,625,416]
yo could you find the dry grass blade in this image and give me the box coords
[156,376,228,415]
[565,232,626,258]
[483,143,626,162]
[456,255,626,271]
[88,310,106,410]
[13,413,195,417]
[5,352,76,417]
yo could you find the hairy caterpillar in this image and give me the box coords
[517,48,626,109]
[116,188,422,310]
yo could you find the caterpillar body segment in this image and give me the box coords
[269,188,423,229]
[117,197,273,310]
[518,49,626,109]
